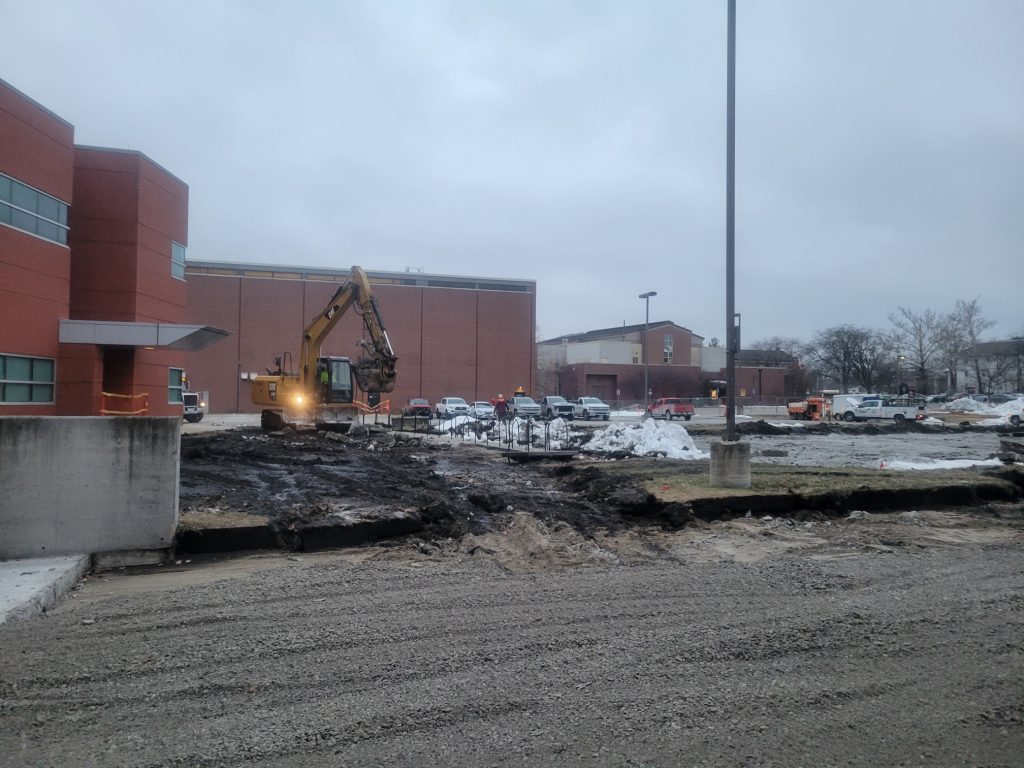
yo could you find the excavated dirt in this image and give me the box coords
[179,427,652,550]
[178,425,1024,564]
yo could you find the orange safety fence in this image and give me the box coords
[100,392,149,415]
[352,399,391,415]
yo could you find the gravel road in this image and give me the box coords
[2,541,1022,767]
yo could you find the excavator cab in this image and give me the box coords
[318,356,355,405]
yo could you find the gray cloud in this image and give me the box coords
[3,0,1020,342]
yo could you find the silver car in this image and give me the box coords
[510,396,541,417]
[469,401,496,419]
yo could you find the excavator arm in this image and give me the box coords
[298,266,398,393]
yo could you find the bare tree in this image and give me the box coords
[748,336,802,366]
[943,298,996,393]
[887,306,944,394]
[807,325,876,392]
[850,331,891,393]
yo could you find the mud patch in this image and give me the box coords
[178,428,1024,566]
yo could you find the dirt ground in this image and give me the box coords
[176,422,1024,563]
[1,424,1023,766]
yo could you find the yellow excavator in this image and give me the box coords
[251,266,397,431]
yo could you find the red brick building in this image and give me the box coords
[184,262,537,413]
[1,79,225,416]
[2,79,537,417]
[538,321,786,404]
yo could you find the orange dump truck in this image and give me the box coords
[787,395,830,421]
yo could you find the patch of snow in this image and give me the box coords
[942,397,1001,415]
[919,416,945,425]
[586,420,709,460]
[882,458,1003,471]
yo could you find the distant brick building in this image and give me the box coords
[184,262,537,413]
[538,321,786,404]
[1,78,225,416]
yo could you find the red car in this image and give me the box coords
[402,397,432,417]
[647,397,695,421]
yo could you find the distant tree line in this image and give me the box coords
[750,298,1022,396]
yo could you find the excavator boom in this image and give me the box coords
[251,265,398,430]
[299,266,397,394]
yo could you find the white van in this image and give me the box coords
[853,396,925,423]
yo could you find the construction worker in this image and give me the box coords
[318,364,330,402]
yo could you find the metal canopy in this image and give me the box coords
[59,320,230,351]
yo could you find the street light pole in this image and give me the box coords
[639,291,657,410]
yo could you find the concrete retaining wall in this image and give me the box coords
[0,417,180,560]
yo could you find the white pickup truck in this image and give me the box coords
[853,396,925,423]
[573,397,610,421]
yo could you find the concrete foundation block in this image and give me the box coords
[0,416,180,560]
[710,440,752,489]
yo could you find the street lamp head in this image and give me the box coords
[639,291,657,299]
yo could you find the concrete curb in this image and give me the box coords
[0,554,91,625]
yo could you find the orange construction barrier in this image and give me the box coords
[100,392,149,415]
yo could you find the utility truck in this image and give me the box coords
[251,266,397,432]
[852,396,926,423]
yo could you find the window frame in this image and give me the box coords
[168,367,185,404]
[0,172,70,247]
[0,353,56,405]
[663,333,674,364]
[171,241,187,281]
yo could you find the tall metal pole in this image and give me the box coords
[725,0,737,442]
[639,291,656,409]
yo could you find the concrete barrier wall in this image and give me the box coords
[0,417,180,560]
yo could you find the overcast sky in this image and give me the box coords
[3,1,1021,344]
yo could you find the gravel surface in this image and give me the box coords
[2,542,1022,767]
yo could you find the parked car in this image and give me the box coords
[509,396,541,418]
[985,394,1014,404]
[468,401,495,419]
[435,396,470,418]
[646,397,694,421]
[539,395,575,420]
[573,396,610,421]
[401,397,432,417]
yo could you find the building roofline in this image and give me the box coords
[74,145,188,188]
[0,78,75,129]
[540,320,699,345]
[185,258,535,290]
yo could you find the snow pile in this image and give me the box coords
[882,458,1003,471]
[943,397,1000,414]
[941,396,1024,425]
[585,419,709,459]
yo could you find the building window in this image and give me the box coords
[169,368,184,403]
[0,173,69,246]
[0,353,55,404]
[663,334,674,364]
[171,242,187,280]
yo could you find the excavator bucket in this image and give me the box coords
[354,359,397,393]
